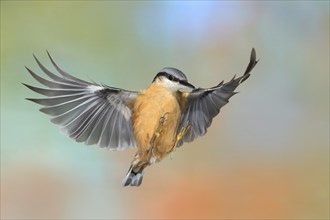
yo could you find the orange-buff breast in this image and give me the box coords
[132,83,182,161]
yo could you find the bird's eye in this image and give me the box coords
[167,74,174,81]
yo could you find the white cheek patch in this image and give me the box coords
[161,78,176,88]
[160,77,183,91]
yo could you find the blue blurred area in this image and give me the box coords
[1,1,329,219]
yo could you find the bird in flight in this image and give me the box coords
[24,48,258,187]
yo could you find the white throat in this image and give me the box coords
[156,77,191,92]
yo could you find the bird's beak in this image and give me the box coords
[179,80,195,92]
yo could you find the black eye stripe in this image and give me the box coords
[153,71,180,82]
[166,73,179,82]
[168,74,174,80]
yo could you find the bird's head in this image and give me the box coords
[152,67,195,92]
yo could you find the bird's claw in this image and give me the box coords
[149,112,170,151]
[159,112,169,126]
[170,121,190,153]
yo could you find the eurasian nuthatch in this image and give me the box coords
[24,48,258,187]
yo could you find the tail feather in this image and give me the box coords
[122,166,144,187]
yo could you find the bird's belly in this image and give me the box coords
[132,90,181,160]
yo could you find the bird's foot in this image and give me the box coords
[170,121,190,153]
[149,112,169,146]
[159,112,169,126]
[131,156,148,173]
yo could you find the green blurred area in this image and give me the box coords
[1,1,329,219]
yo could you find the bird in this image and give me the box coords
[24,48,258,187]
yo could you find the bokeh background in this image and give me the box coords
[1,1,329,219]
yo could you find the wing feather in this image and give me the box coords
[46,51,91,85]
[41,95,96,116]
[74,101,109,142]
[33,54,82,86]
[63,99,104,133]
[26,66,83,89]
[178,48,258,146]
[27,93,88,106]
[50,96,100,124]
[24,52,138,150]
[86,103,112,146]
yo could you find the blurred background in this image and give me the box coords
[1,1,329,219]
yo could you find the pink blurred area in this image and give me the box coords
[1,1,329,219]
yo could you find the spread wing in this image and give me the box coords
[178,48,258,146]
[24,52,138,150]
